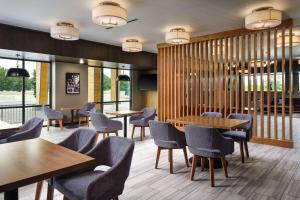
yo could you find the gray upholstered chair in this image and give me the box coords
[201,112,222,118]
[149,120,189,174]
[222,113,252,163]
[43,105,64,131]
[129,107,156,141]
[0,117,44,144]
[185,125,234,187]
[53,136,134,200]
[90,112,122,139]
[35,128,97,200]
[78,103,97,127]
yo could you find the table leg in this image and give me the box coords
[66,109,77,129]
[4,188,18,200]
[123,116,127,138]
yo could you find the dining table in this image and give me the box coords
[106,110,143,138]
[0,138,96,200]
[60,107,81,128]
[167,115,249,168]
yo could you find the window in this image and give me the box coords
[88,66,132,113]
[0,58,51,128]
[244,73,284,91]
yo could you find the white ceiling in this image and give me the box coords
[0,0,300,53]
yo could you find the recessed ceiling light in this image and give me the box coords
[79,58,84,64]
[245,7,282,30]
[165,28,190,45]
[122,39,142,52]
[51,22,79,41]
[92,1,127,27]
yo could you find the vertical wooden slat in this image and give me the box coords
[199,42,203,114]
[178,45,181,119]
[214,39,218,112]
[163,47,166,121]
[174,45,177,120]
[170,46,173,120]
[274,29,278,139]
[219,38,223,113]
[235,36,240,113]
[241,34,245,114]
[253,33,257,138]
[281,28,286,140]
[267,30,271,138]
[229,37,234,114]
[260,32,264,138]
[247,34,251,115]
[183,45,186,117]
[289,27,293,141]
[224,38,229,117]
[195,42,199,116]
[209,40,213,112]
[205,41,209,112]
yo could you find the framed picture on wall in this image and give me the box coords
[66,73,80,94]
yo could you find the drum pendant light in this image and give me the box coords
[116,66,130,81]
[6,54,30,78]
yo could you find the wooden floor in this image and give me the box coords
[1,123,300,200]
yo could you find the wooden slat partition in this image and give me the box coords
[157,20,294,148]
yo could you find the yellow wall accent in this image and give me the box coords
[36,63,49,105]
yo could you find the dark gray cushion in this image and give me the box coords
[222,130,247,141]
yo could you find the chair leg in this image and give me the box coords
[47,119,50,131]
[209,158,215,187]
[86,116,89,127]
[140,127,143,141]
[59,119,63,130]
[190,155,198,180]
[115,131,118,136]
[183,147,189,167]
[221,156,228,178]
[201,157,205,171]
[46,184,54,200]
[244,141,249,158]
[155,146,161,169]
[240,141,245,163]
[131,125,136,139]
[168,149,173,174]
[103,133,106,139]
[112,197,119,200]
[143,127,146,137]
[79,117,81,126]
[35,181,43,200]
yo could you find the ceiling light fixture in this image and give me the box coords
[92,1,127,27]
[51,22,79,41]
[245,7,282,30]
[277,33,300,47]
[122,39,142,52]
[165,28,190,45]
[6,54,30,78]
[79,58,84,64]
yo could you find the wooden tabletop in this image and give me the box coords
[0,139,96,193]
[168,116,249,129]
[106,110,143,117]
[60,107,81,111]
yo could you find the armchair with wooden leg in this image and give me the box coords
[35,128,97,200]
[78,103,96,127]
[149,120,189,174]
[90,112,122,141]
[222,113,253,163]
[130,107,156,141]
[185,125,234,187]
[43,105,64,131]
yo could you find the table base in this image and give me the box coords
[4,189,18,200]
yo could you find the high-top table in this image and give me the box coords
[0,139,96,200]
[106,110,143,138]
[168,116,249,168]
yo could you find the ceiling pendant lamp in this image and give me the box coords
[92,1,127,27]
[165,28,190,45]
[245,7,282,30]
[116,66,130,81]
[277,33,300,47]
[6,54,30,78]
[122,39,142,52]
[51,22,79,41]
